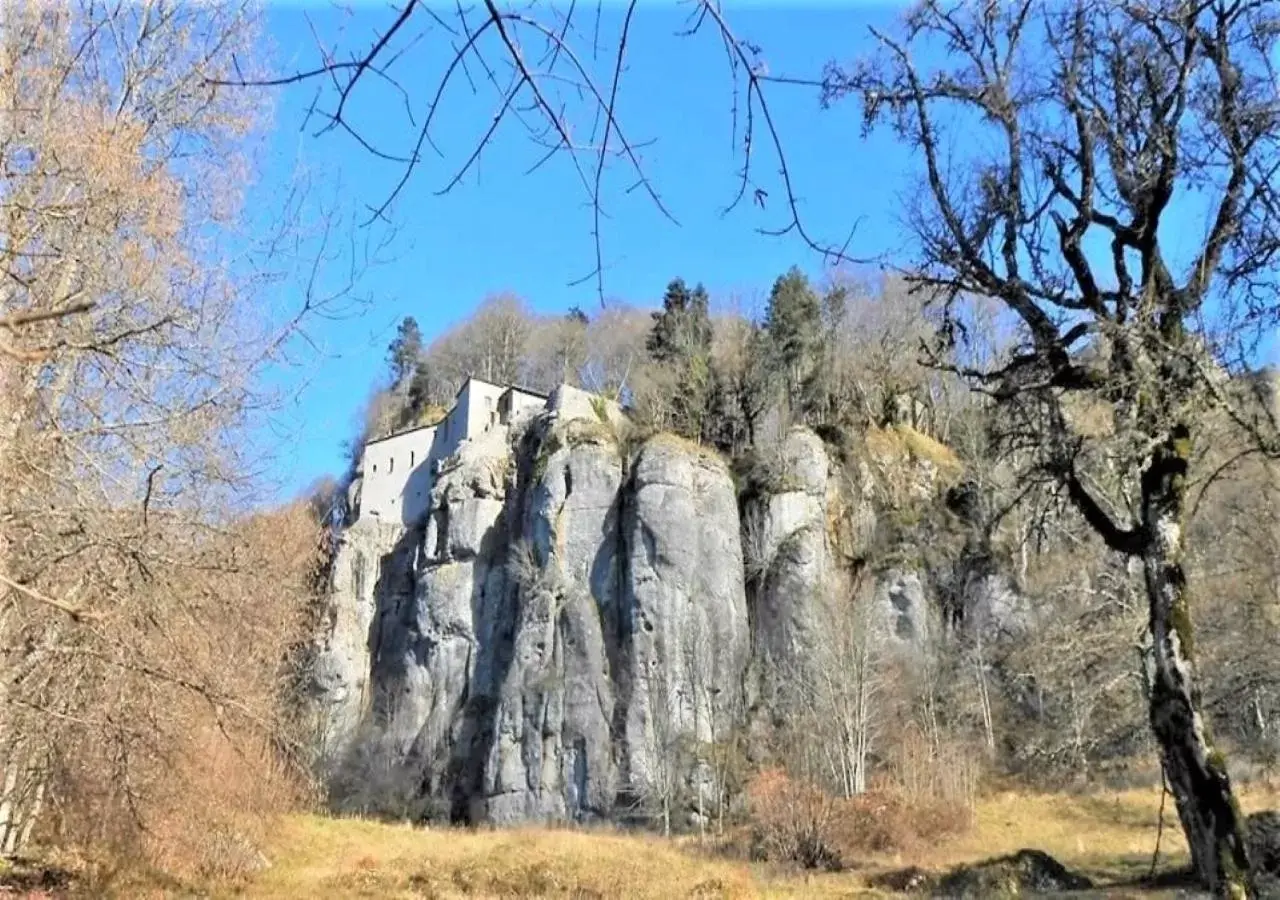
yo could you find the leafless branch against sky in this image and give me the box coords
[214,0,861,303]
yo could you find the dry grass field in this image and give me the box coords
[18,783,1280,898]
[134,784,1270,898]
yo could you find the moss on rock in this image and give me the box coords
[932,849,1093,898]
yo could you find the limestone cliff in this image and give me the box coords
[309,391,1017,824]
[311,389,750,824]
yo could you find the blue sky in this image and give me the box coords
[255,2,912,498]
[250,2,1277,502]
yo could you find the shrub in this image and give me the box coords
[885,726,981,823]
[835,788,973,856]
[744,762,975,869]
[744,769,841,870]
[31,501,322,883]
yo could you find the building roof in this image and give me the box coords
[453,374,548,401]
[499,383,548,400]
[363,419,439,447]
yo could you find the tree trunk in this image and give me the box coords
[1142,427,1253,897]
[974,635,996,758]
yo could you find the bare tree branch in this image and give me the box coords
[0,573,95,623]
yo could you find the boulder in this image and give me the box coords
[933,849,1093,898]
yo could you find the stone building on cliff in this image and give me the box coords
[355,376,547,525]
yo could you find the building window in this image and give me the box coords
[389,456,395,473]
[372,463,377,473]
[410,450,415,466]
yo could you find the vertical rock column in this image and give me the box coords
[482,418,624,823]
[621,436,750,803]
[743,429,833,715]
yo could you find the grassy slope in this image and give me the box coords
[207,785,1280,899]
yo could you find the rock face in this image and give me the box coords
[741,427,947,704]
[312,405,751,824]
[621,436,749,793]
[869,569,933,654]
[309,407,1021,826]
[309,518,409,768]
[744,428,832,711]
[479,415,624,824]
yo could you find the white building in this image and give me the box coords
[356,377,547,525]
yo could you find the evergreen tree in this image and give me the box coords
[647,278,712,364]
[405,359,436,421]
[646,278,714,441]
[386,316,424,386]
[804,282,850,426]
[763,267,822,421]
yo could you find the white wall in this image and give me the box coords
[459,379,506,440]
[358,425,438,525]
[434,404,465,464]
[356,378,553,526]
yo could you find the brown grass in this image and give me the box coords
[646,431,732,468]
[864,424,961,475]
[228,817,772,899]
[55,783,1280,897]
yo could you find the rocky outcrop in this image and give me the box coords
[309,518,408,768]
[310,402,1028,826]
[315,430,513,818]
[621,436,749,792]
[744,428,831,712]
[479,415,624,823]
[313,404,751,824]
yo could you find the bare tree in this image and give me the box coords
[830,2,1280,891]
[522,310,589,391]
[580,305,651,399]
[791,573,885,798]
[0,0,355,868]
[633,661,687,837]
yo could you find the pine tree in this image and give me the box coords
[647,278,713,441]
[763,267,822,421]
[647,278,712,364]
[386,316,424,387]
